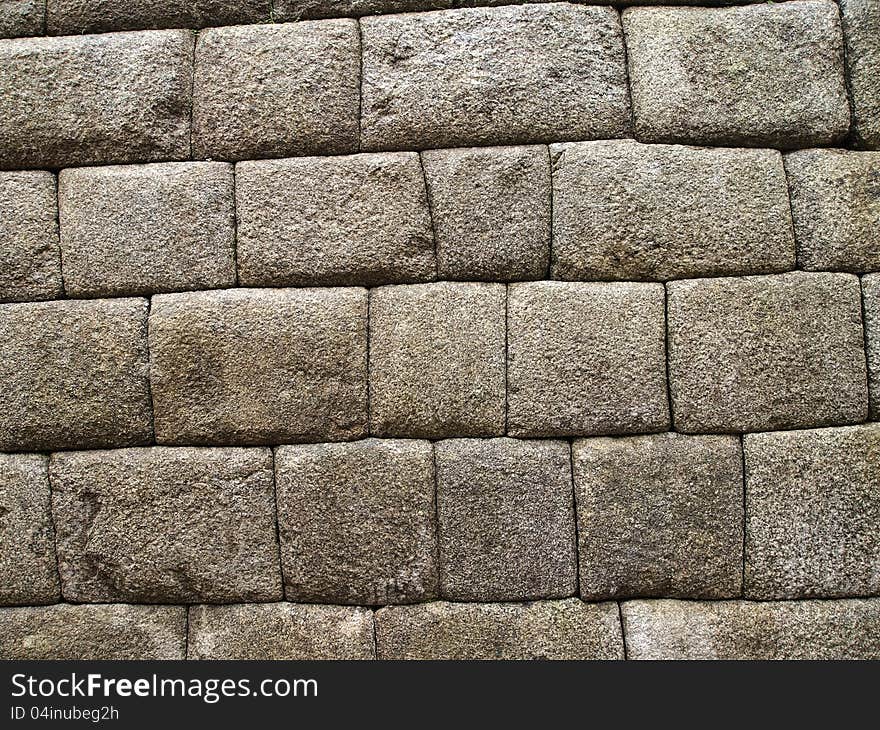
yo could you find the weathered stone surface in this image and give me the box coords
[193,21,359,161]
[0,0,43,38]
[551,140,794,281]
[369,283,506,438]
[422,145,550,281]
[150,288,367,445]
[188,603,375,660]
[744,424,880,600]
[0,454,59,606]
[841,0,880,149]
[0,298,152,452]
[785,150,880,272]
[274,0,452,21]
[0,171,61,303]
[51,446,281,603]
[623,598,880,660]
[0,604,186,660]
[376,599,623,660]
[0,30,192,169]
[865,275,880,419]
[507,281,668,437]
[436,438,576,601]
[668,273,867,433]
[276,439,437,605]
[574,433,743,600]
[59,162,235,297]
[623,2,850,147]
[360,4,629,150]
[236,153,434,287]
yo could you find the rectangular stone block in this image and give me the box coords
[551,140,795,281]
[623,598,880,660]
[507,281,669,437]
[623,2,850,147]
[744,424,880,600]
[274,0,453,21]
[0,298,152,452]
[0,0,42,38]
[236,153,434,287]
[150,288,367,445]
[376,599,623,660]
[51,446,281,603]
[0,604,186,660]
[369,282,506,438]
[193,21,359,161]
[360,4,629,150]
[574,433,743,600]
[865,275,880,419]
[421,145,550,281]
[436,438,576,601]
[59,162,235,297]
[841,0,880,149]
[0,30,192,169]
[667,272,867,433]
[0,171,61,303]
[785,150,880,272]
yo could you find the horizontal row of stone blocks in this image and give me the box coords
[0,2,877,170]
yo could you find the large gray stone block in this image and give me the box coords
[865,275,880,419]
[841,0,880,149]
[0,0,43,38]
[274,0,453,21]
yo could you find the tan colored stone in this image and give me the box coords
[841,0,880,149]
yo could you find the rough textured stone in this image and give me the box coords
[0,298,152,452]
[422,145,550,281]
[623,598,880,660]
[623,2,850,147]
[551,140,794,281]
[668,273,867,433]
[59,162,235,297]
[865,275,880,420]
[192,21,359,161]
[0,171,61,303]
[236,153,434,287]
[51,446,281,603]
[574,434,743,600]
[369,283,506,438]
[507,281,668,437]
[276,439,436,605]
[436,438,576,601]
[0,604,186,660]
[785,150,880,272]
[0,454,59,606]
[188,603,375,660]
[360,4,629,150]
[150,288,367,445]
[841,0,880,149]
[0,30,192,169]
[274,0,452,21]
[376,599,623,660]
[744,424,880,600]
[0,0,43,38]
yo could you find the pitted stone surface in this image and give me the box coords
[274,0,452,21]
[0,0,42,38]
[51,446,281,603]
[841,0,880,149]
[276,439,437,605]
[865,275,880,419]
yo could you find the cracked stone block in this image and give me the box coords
[59,162,235,297]
[369,282,506,438]
[866,275,880,419]
[0,604,186,660]
[360,4,629,150]
[574,433,743,600]
[237,153,434,287]
[436,438,576,601]
[376,599,623,660]
[150,288,367,445]
[189,604,375,660]
[0,454,59,606]
[551,140,795,281]
[0,0,43,38]
[51,446,281,603]
[841,0,880,149]
[274,1,453,21]
[0,298,152,452]
[421,145,550,281]
[623,2,850,147]
[744,424,880,600]
[193,21,359,161]
[785,150,880,272]
[667,272,867,433]
[507,281,668,437]
[0,30,192,169]
[623,598,880,660]
[276,439,437,605]
[0,171,61,303]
